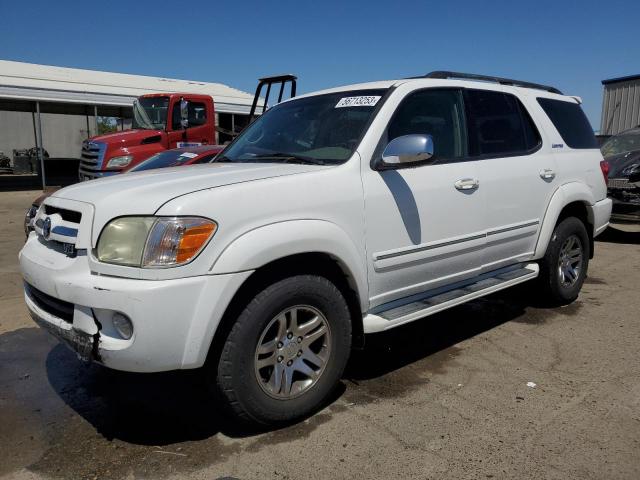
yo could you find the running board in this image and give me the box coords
[363,263,539,333]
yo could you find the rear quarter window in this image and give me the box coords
[537,98,598,149]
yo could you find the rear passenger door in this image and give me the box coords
[466,89,557,271]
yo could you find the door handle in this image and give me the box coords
[539,168,556,180]
[454,178,480,191]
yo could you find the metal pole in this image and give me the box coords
[35,101,46,190]
[94,105,98,135]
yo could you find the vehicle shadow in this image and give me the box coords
[44,286,537,446]
[596,225,640,245]
[345,287,531,381]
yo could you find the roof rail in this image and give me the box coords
[419,71,562,95]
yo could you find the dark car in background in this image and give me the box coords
[123,145,223,173]
[601,127,640,224]
[25,145,224,235]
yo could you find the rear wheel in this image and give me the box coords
[538,216,590,305]
[213,275,351,425]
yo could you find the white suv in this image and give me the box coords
[20,71,611,425]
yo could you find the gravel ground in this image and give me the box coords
[1,190,639,480]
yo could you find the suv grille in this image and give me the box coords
[44,205,82,223]
[25,282,74,323]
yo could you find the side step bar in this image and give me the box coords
[363,263,539,333]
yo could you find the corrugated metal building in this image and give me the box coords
[0,60,257,186]
[600,74,640,136]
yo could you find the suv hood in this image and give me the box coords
[52,163,326,236]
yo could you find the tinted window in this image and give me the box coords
[465,90,541,156]
[537,98,597,149]
[387,89,467,160]
[171,101,208,130]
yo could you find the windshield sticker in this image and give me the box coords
[176,142,202,148]
[335,96,381,108]
[178,152,199,159]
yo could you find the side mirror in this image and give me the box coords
[379,134,434,169]
[180,98,189,129]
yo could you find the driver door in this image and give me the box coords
[361,88,486,308]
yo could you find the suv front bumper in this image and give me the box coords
[19,235,251,372]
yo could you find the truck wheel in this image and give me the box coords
[538,217,590,305]
[214,275,352,425]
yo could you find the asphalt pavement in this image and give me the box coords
[1,190,639,480]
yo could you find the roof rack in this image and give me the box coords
[418,71,562,95]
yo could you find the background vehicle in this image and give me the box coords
[21,71,611,426]
[79,76,296,180]
[25,145,224,235]
[601,126,640,223]
[124,145,223,172]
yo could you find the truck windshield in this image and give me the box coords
[132,97,169,130]
[219,89,387,164]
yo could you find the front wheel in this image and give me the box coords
[538,216,590,305]
[212,275,352,425]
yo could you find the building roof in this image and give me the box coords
[602,74,640,86]
[0,60,257,114]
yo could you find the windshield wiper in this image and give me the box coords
[251,153,327,165]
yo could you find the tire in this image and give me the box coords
[538,216,590,305]
[213,275,352,425]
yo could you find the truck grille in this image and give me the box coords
[25,282,74,323]
[608,178,634,190]
[79,140,106,179]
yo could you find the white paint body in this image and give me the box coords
[19,77,612,372]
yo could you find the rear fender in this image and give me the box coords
[534,182,596,258]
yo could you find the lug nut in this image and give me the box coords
[297,350,302,357]
[277,355,284,363]
[287,332,293,339]
[287,360,293,366]
[297,336,303,343]
[277,342,283,348]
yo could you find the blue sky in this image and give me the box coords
[0,0,637,129]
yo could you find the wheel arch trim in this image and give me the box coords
[209,219,369,312]
[534,182,596,258]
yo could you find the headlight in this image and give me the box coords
[106,155,133,168]
[96,216,217,267]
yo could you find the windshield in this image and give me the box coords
[220,89,387,164]
[601,133,640,158]
[132,97,169,130]
[128,150,200,172]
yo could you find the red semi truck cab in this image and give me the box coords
[79,93,216,180]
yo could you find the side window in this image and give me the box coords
[465,90,541,156]
[171,101,208,130]
[188,102,207,126]
[387,89,467,160]
[537,98,598,149]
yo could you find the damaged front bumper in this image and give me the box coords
[19,233,250,372]
[28,308,97,362]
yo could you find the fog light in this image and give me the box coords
[112,312,133,339]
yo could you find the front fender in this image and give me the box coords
[210,220,368,311]
[534,182,597,258]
